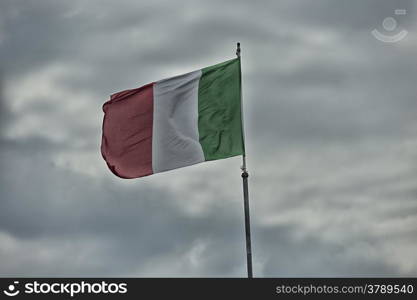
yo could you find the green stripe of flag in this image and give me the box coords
[198,58,244,161]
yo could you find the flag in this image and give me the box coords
[101,58,244,179]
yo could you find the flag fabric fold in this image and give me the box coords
[101,58,244,179]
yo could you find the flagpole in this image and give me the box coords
[236,42,253,278]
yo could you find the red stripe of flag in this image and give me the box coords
[101,83,154,178]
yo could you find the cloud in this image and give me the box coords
[0,0,416,277]
[0,136,249,276]
[250,138,417,276]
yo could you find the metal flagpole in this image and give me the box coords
[236,42,253,278]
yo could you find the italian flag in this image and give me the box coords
[101,58,244,179]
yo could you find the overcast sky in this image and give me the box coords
[1,0,416,277]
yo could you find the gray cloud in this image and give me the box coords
[0,0,416,277]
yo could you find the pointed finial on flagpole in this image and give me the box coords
[236,42,241,57]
